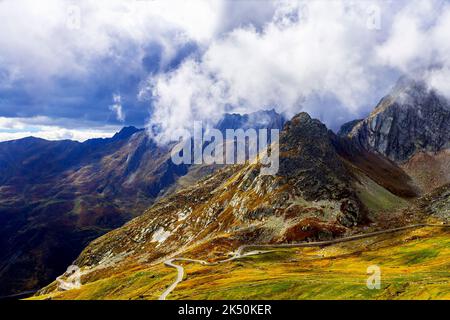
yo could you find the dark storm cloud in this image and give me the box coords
[2,0,450,142]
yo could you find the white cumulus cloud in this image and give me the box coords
[147,0,450,143]
[109,94,125,122]
[0,116,119,142]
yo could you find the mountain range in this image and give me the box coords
[1,78,449,298]
[0,110,284,297]
[27,78,450,300]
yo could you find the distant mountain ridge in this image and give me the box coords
[215,109,286,133]
[0,126,183,296]
[0,110,285,296]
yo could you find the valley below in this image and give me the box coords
[31,223,450,300]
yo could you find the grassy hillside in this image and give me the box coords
[31,225,450,300]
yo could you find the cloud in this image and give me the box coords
[0,116,119,142]
[147,0,450,142]
[148,1,386,141]
[109,94,125,122]
[2,0,450,142]
[0,128,116,142]
[0,0,278,138]
[0,0,220,78]
[0,0,238,130]
[376,1,450,96]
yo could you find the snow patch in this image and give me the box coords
[151,227,171,243]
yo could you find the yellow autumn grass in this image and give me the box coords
[31,226,450,300]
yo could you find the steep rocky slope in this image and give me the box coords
[37,112,378,295]
[342,78,450,193]
[347,78,450,162]
[34,177,450,300]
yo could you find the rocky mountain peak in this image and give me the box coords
[230,112,366,226]
[275,112,365,225]
[112,126,143,140]
[279,113,350,188]
[346,78,450,162]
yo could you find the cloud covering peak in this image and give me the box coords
[1,0,450,142]
[147,0,450,142]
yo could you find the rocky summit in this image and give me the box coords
[340,78,450,194]
[345,78,450,163]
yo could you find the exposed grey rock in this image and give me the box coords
[348,78,450,163]
[421,183,450,222]
[337,198,362,227]
[278,113,356,202]
[337,119,363,137]
[245,206,274,220]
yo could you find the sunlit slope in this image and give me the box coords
[31,225,449,300]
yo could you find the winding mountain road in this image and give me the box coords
[158,260,185,301]
[158,223,449,300]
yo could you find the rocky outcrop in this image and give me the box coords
[337,119,363,137]
[421,183,450,222]
[279,113,355,202]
